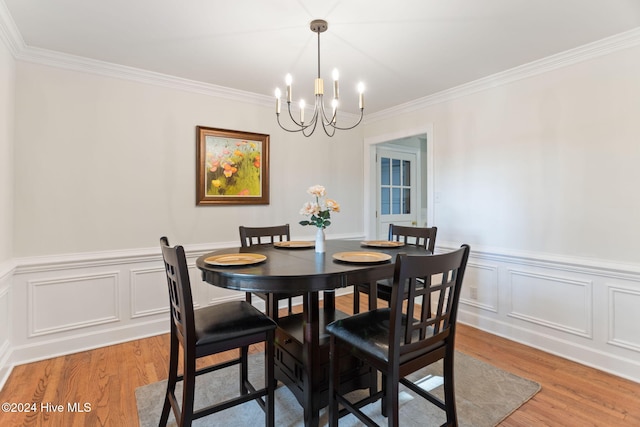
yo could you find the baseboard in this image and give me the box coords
[0,340,12,391]
[0,264,12,391]
[10,317,169,367]
[458,310,640,384]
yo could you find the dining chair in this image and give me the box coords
[159,237,276,427]
[327,244,470,427]
[353,224,437,313]
[239,224,301,320]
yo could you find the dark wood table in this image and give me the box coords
[196,239,428,427]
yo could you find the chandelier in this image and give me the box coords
[274,19,365,137]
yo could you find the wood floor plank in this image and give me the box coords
[1,293,639,426]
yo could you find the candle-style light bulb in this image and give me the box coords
[299,99,305,123]
[357,82,365,110]
[275,88,281,114]
[285,74,293,103]
[332,68,339,100]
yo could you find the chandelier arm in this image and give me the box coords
[276,114,305,133]
[278,101,322,136]
[303,105,321,137]
[302,114,319,137]
[327,109,364,131]
[318,96,337,127]
[286,102,304,127]
[277,102,316,133]
[321,120,337,137]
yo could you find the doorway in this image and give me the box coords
[376,146,418,238]
[363,125,434,240]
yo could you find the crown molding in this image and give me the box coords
[17,45,275,108]
[2,2,639,120]
[364,26,640,124]
[0,0,273,107]
[0,0,24,55]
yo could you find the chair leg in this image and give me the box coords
[368,365,378,403]
[265,331,275,427]
[353,286,361,314]
[240,346,249,395]
[267,295,279,322]
[385,370,400,427]
[328,336,340,427]
[159,333,179,427]
[443,352,458,426]
[180,351,197,427]
[381,373,387,418]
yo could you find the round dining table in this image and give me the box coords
[196,238,429,427]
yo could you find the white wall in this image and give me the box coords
[0,25,14,263]
[12,62,364,257]
[364,42,640,381]
[366,45,640,264]
[0,35,15,389]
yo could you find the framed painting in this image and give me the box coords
[196,126,270,205]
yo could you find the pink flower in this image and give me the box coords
[326,199,340,212]
[307,185,326,197]
[299,202,320,216]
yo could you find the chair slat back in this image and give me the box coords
[160,237,195,347]
[388,224,437,252]
[389,245,470,362]
[239,224,290,247]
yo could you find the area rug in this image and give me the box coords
[136,351,539,427]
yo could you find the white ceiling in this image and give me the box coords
[4,0,640,114]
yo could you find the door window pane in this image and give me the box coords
[403,160,411,186]
[381,187,390,215]
[392,159,401,186]
[392,188,401,214]
[381,157,390,186]
[403,188,411,214]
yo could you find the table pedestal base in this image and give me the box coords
[274,307,376,427]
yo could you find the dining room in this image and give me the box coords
[1,1,640,426]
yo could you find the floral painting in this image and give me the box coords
[196,127,269,205]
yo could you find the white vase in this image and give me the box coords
[315,228,325,253]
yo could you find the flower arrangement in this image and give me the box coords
[299,185,340,229]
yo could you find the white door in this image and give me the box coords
[376,148,417,239]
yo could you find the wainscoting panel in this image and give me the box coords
[130,267,168,319]
[608,283,640,352]
[28,272,120,337]
[449,243,640,383]
[5,240,271,372]
[0,284,9,350]
[460,261,499,312]
[0,275,10,388]
[507,269,592,338]
[2,239,640,386]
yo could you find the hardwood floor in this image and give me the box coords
[1,294,639,426]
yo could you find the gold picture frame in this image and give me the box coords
[196,126,270,205]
